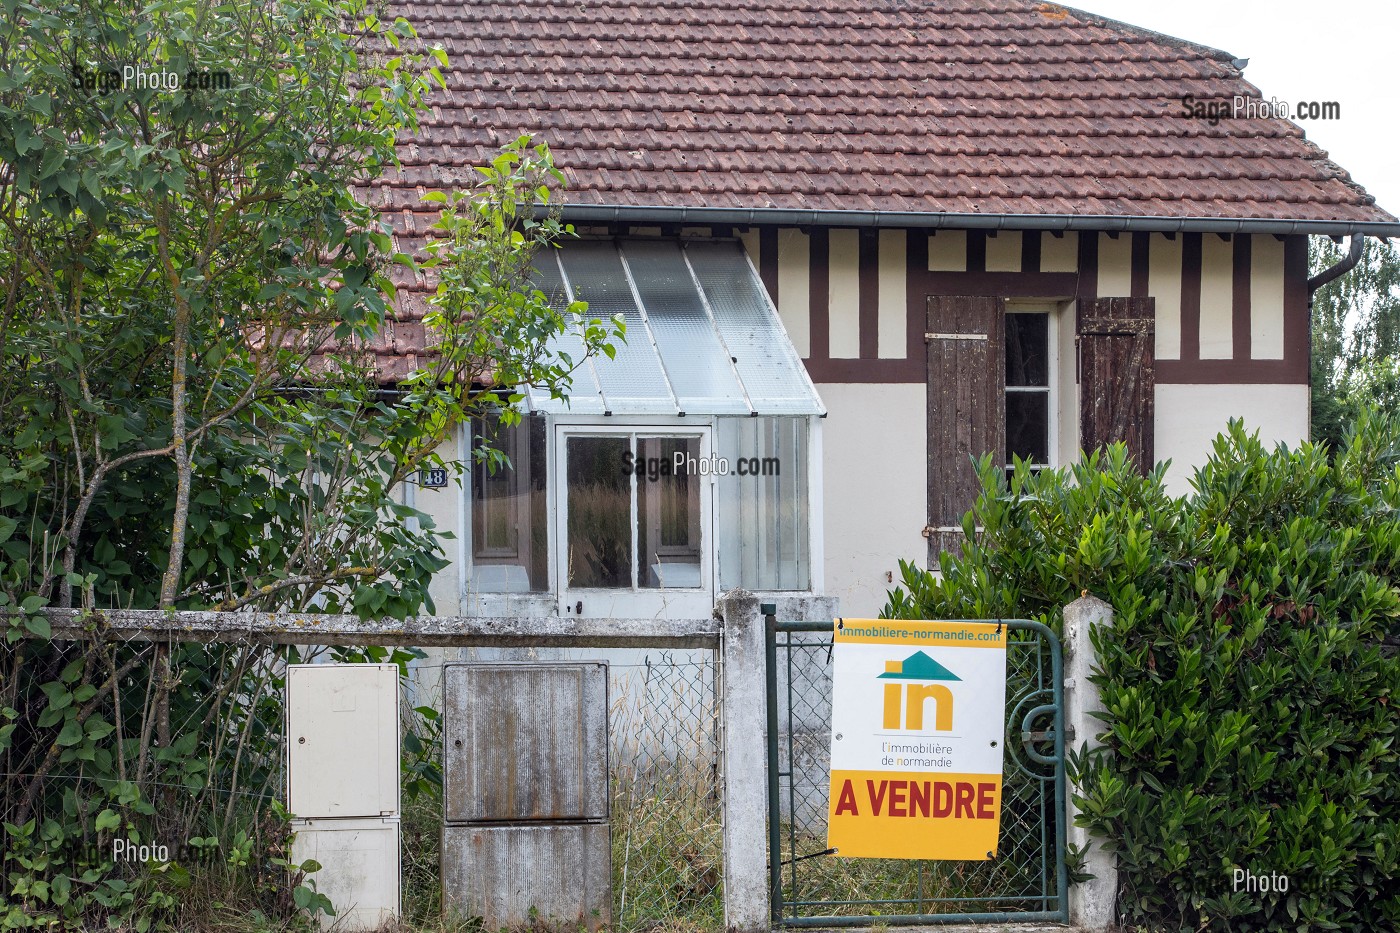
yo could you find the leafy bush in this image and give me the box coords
[883,417,1400,932]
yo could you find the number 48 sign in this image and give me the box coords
[827,619,1008,861]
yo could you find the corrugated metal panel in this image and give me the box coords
[558,242,677,413]
[621,239,751,415]
[685,240,825,416]
[442,662,609,822]
[528,251,607,413]
[441,822,611,931]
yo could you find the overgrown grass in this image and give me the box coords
[775,831,1039,918]
[608,659,724,933]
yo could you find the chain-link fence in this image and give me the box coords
[3,635,728,930]
[609,651,724,931]
[769,622,1065,923]
[0,637,318,928]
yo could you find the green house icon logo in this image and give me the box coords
[878,651,961,681]
[878,651,958,731]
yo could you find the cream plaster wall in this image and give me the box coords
[777,229,811,357]
[1040,232,1078,273]
[985,231,1021,272]
[878,230,908,358]
[1155,383,1309,493]
[1149,234,1184,360]
[828,229,862,358]
[410,431,465,618]
[817,383,928,617]
[1199,236,1235,359]
[1096,234,1132,297]
[928,230,967,271]
[1251,236,1287,359]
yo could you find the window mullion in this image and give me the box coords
[629,434,639,591]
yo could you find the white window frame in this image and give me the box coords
[552,418,716,619]
[1003,301,1060,472]
[458,412,826,617]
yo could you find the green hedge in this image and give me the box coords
[883,417,1400,932]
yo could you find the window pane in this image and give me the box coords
[471,416,548,593]
[566,436,634,588]
[716,417,810,591]
[1006,393,1049,464]
[637,436,703,589]
[1006,313,1049,387]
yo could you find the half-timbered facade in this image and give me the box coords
[383,0,1398,617]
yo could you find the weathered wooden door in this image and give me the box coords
[925,296,1005,564]
[1077,297,1155,471]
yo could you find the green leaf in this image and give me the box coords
[56,720,84,747]
[95,809,121,833]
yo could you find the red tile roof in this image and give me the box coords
[378,0,1392,225]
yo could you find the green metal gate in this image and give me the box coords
[764,616,1068,926]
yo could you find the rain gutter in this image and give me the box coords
[556,204,1400,239]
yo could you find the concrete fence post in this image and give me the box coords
[717,589,769,933]
[1063,594,1118,931]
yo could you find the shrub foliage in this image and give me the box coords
[884,417,1400,932]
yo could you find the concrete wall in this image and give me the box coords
[407,428,463,618]
[816,383,927,618]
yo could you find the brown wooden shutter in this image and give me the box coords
[1077,297,1156,472]
[925,296,1005,564]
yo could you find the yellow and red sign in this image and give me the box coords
[827,619,1008,860]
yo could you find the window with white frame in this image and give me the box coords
[468,415,548,593]
[562,429,705,592]
[464,237,825,607]
[1004,309,1054,475]
[716,416,810,591]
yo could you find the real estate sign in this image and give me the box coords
[827,619,1008,860]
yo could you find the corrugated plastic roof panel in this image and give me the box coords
[527,240,823,417]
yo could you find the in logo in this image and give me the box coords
[880,651,959,731]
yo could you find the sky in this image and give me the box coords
[1071,0,1400,217]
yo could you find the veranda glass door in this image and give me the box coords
[555,425,714,618]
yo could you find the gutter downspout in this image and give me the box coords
[1307,234,1364,301]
